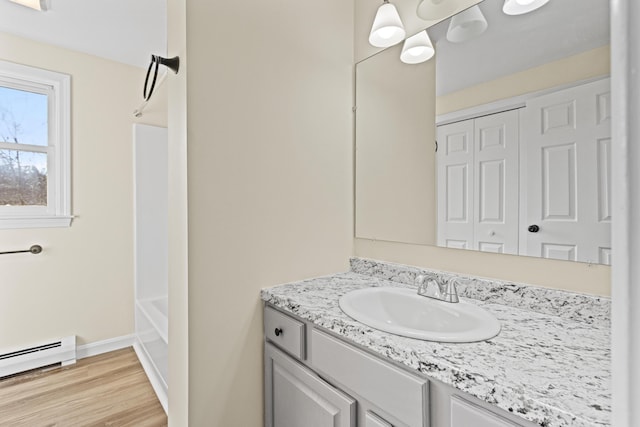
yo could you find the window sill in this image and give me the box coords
[0,216,74,229]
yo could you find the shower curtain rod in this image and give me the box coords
[0,245,42,255]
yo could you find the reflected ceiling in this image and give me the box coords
[429,0,609,95]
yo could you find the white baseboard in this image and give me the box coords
[134,342,168,414]
[76,334,136,360]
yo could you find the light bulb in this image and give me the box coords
[369,2,406,48]
[407,46,427,57]
[400,31,435,64]
[377,27,397,40]
[446,5,488,43]
[9,0,48,11]
[503,0,550,15]
[417,0,458,21]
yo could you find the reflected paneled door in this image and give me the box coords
[437,110,519,254]
[437,120,474,250]
[521,78,611,264]
[473,111,519,254]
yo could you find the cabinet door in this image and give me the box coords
[265,343,356,427]
[451,396,521,427]
[365,411,393,427]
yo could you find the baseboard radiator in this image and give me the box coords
[0,336,76,378]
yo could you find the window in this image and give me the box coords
[0,60,71,228]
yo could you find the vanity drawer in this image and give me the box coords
[311,329,429,427]
[365,411,393,427]
[264,305,306,360]
[451,396,521,427]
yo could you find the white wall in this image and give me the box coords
[0,32,167,351]
[167,0,354,424]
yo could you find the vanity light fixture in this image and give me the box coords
[416,0,458,21]
[369,0,406,48]
[502,0,549,15]
[8,0,48,11]
[446,5,488,43]
[400,30,435,64]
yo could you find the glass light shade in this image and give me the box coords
[416,0,458,21]
[369,2,406,48]
[400,31,435,64]
[446,5,488,43]
[502,0,550,15]
[9,0,48,11]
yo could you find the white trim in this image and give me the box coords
[0,59,71,229]
[76,334,135,360]
[0,215,73,229]
[611,1,639,426]
[134,342,168,414]
[436,75,610,126]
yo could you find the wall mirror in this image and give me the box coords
[355,0,611,265]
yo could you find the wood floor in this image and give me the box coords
[0,347,167,426]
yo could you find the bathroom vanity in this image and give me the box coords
[261,258,610,427]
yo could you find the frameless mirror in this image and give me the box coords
[355,0,611,265]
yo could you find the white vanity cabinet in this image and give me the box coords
[264,305,416,427]
[264,304,536,427]
[265,343,356,427]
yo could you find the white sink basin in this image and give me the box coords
[339,287,501,343]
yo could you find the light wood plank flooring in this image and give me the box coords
[0,347,167,426]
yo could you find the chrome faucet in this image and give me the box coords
[416,273,460,303]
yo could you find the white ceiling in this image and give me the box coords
[0,0,166,69]
[0,0,609,88]
[429,0,610,95]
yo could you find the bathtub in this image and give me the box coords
[139,296,168,343]
[135,296,168,413]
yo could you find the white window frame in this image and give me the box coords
[0,59,71,229]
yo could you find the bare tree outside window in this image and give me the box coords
[0,87,48,207]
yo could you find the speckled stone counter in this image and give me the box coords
[261,258,611,427]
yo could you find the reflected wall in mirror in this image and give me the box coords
[355,43,436,245]
[355,0,611,265]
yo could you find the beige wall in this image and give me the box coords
[178,0,354,425]
[354,239,611,296]
[356,43,436,245]
[437,45,611,115]
[0,32,167,351]
[355,46,612,297]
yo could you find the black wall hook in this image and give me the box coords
[143,55,180,101]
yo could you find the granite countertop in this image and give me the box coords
[260,258,611,427]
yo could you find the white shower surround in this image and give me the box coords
[133,124,169,414]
